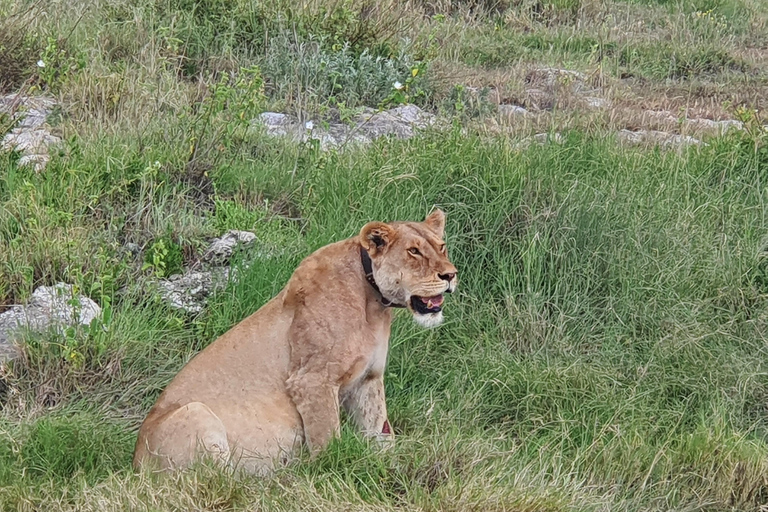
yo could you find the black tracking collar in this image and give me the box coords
[360,247,406,308]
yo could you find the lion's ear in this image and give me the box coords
[424,209,445,238]
[360,222,395,254]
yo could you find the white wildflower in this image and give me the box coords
[305,121,314,130]
[393,81,403,90]
[37,60,45,68]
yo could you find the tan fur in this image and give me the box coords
[133,210,458,474]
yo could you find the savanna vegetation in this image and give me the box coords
[1,0,768,510]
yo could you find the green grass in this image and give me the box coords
[2,128,768,510]
[1,0,768,509]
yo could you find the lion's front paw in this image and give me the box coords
[369,420,395,450]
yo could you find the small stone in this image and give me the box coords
[533,132,564,144]
[645,110,676,122]
[513,132,564,150]
[255,112,299,137]
[18,154,50,172]
[124,242,142,257]
[203,230,257,266]
[498,104,529,121]
[354,105,437,139]
[0,95,59,171]
[259,112,291,126]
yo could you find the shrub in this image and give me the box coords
[260,32,429,110]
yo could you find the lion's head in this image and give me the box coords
[359,209,458,328]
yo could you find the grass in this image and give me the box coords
[2,130,768,510]
[1,0,768,509]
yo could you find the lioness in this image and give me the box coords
[133,209,457,474]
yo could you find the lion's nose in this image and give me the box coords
[438,272,456,282]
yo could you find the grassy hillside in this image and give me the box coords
[1,0,768,510]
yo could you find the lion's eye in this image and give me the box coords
[408,247,421,256]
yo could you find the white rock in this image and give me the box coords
[153,268,232,314]
[643,111,744,134]
[513,132,564,150]
[0,95,59,171]
[644,110,676,122]
[259,112,291,126]
[18,153,51,172]
[0,283,102,362]
[2,129,61,154]
[584,96,610,109]
[257,112,297,137]
[354,105,437,139]
[203,230,257,265]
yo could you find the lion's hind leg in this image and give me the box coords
[134,401,230,472]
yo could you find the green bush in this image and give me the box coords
[260,33,429,110]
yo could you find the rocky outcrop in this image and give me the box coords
[617,130,706,148]
[203,230,257,266]
[152,267,234,314]
[254,105,438,150]
[152,230,257,314]
[642,109,745,133]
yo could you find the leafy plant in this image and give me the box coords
[35,37,86,92]
[261,34,428,112]
[379,61,428,107]
[184,65,265,168]
[142,237,184,278]
[441,84,497,120]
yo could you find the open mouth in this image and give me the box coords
[410,294,444,315]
